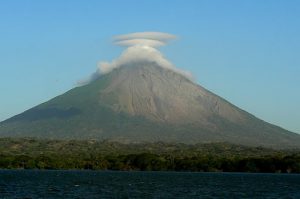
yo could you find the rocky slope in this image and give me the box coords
[1,62,300,149]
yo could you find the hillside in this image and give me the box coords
[1,62,300,149]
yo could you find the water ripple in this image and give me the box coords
[0,170,299,198]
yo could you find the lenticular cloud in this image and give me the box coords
[114,32,177,43]
[78,32,192,86]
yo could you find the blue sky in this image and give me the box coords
[0,0,299,133]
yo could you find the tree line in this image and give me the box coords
[0,138,299,173]
[1,152,300,173]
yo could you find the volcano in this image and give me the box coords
[1,31,300,149]
[1,61,300,148]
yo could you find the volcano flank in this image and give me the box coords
[1,32,299,149]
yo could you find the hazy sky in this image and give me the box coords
[0,0,299,133]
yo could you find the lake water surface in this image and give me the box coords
[0,170,299,198]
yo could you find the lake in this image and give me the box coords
[0,170,300,198]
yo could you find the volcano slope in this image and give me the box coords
[0,62,300,149]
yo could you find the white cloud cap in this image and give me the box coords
[78,32,193,86]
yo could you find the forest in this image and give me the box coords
[0,138,299,173]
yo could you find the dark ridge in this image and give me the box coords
[5,107,81,122]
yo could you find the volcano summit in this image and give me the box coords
[1,32,299,149]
